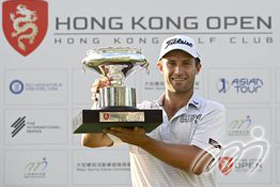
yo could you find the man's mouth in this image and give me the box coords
[171,78,187,81]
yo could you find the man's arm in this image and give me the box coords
[140,137,213,175]
[81,78,114,148]
[105,127,214,175]
[82,133,113,148]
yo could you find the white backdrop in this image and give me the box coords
[0,0,280,186]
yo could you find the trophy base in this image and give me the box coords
[73,109,162,133]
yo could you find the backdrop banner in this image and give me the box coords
[0,0,279,186]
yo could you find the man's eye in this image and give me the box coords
[183,62,192,66]
[168,62,176,66]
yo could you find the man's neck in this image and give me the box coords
[162,90,194,120]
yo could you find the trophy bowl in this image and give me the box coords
[73,47,162,133]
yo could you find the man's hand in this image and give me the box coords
[82,133,113,148]
[81,77,112,148]
[105,127,150,147]
[91,77,111,102]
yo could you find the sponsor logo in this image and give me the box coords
[218,158,263,175]
[11,116,26,137]
[217,78,230,93]
[218,157,234,175]
[77,161,130,172]
[2,0,48,56]
[144,80,200,91]
[180,114,202,124]
[144,81,165,91]
[9,79,24,94]
[235,158,263,173]
[9,79,63,95]
[217,78,263,94]
[24,157,48,178]
[194,127,268,175]
[165,38,193,49]
[10,116,60,137]
[209,138,222,149]
[228,115,252,136]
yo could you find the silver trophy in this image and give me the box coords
[73,47,162,133]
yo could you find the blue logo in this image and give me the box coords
[9,80,24,94]
[217,78,263,94]
[217,78,230,93]
[232,78,263,93]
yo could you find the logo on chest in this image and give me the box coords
[180,114,202,124]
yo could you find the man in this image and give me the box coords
[82,35,226,187]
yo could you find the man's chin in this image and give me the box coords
[175,91,190,94]
[172,88,191,94]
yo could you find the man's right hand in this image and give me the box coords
[81,77,113,148]
[91,77,111,103]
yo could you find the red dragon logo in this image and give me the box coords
[2,0,48,56]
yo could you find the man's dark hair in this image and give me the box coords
[195,58,201,66]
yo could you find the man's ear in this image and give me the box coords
[157,60,163,73]
[196,63,201,74]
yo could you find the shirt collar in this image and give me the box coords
[155,93,201,110]
[156,94,165,107]
[188,93,201,109]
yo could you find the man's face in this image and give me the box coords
[157,50,201,94]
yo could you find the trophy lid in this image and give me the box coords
[82,47,149,78]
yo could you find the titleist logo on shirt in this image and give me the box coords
[165,38,193,49]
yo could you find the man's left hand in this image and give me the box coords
[104,127,149,147]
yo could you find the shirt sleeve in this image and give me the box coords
[190,105,226,158]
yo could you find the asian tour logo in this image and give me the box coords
[217,78,263,94]
[2,0,48,56]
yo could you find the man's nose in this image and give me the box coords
[174,66,183,74]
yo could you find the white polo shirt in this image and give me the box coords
[129,93,226,187]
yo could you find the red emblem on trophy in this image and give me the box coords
[2,0,48,56]
[103,113,110,120]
